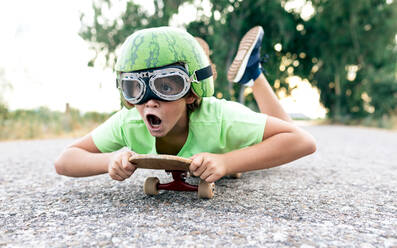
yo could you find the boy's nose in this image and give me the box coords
[145,99,160,108]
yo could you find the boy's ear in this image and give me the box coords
[185,94,196,104]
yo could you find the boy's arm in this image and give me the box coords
[54,134,135,179]
[252,74,292,123]
[54,134,111,177]
[222,117,316,172]
[190,117,316,183]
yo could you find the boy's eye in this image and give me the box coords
[162,84,173,92]
[154,76,184,95]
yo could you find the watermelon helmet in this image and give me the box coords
[115,26,214,107]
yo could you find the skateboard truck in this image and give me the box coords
[158,171,198,191]
[130,154,215,199]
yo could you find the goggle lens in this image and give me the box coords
[121,79,143,99]
[153,75,185,96]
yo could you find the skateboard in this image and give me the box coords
[129,154,215,199]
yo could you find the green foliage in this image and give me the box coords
[79,0,193,68]
[79,0,397,124]
[0,102,8,121]
[304,0,397,121]
[0,68,12,113]
[186,0,301,101]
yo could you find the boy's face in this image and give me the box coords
[135,96,195,138]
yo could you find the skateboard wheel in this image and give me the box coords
[144,177,160,195]
[229,173,242,179]
[198,180,215,199]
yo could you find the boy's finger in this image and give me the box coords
[192,163,207,177]
[200,169,211,181]
[110,172,124,181]
[124,164,136,173]
[115,167,130,179]
[205,174,219,183]
[122,153,136,172]
[111,161,130,179]
[127,150,137,157]
[189,155,204,172]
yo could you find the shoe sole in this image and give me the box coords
[227,26,264,83]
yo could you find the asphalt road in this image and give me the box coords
[0,125,396,247]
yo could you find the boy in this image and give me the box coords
[55,26,316,183]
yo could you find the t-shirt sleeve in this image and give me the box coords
[91,109,127,153]
[221,100,267,150]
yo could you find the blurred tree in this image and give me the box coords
[0,102,8,122]
[303,0,397,121]
[80,0,193,68]
[186,0,300,102]
[80,0,397,123]
[0,68,11,118]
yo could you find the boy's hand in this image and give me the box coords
[108,149,137,181]
[189,153,227,183]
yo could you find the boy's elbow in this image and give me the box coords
[303,133,317,155]
[54,157,67,175]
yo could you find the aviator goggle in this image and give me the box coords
[117,64,212,105]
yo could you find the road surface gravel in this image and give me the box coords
[0,125,396,247]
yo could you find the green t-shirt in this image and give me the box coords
[92,97,267,158]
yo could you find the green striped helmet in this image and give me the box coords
[115,26,214,98]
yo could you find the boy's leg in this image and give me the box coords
[252,74,292,122]
[227,26,292,123]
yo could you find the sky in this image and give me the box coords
[0,0,326,118]
[0,0,120,113]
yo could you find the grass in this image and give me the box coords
[313,115,397,130]
[1,103,396,141]
[0,105,113,141]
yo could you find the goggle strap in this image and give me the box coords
[192,65,213,83]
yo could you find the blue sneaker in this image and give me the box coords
[227,26,264,85]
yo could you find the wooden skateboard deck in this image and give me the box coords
[129,154,192,171]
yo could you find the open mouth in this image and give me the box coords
[146,114,162,128]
